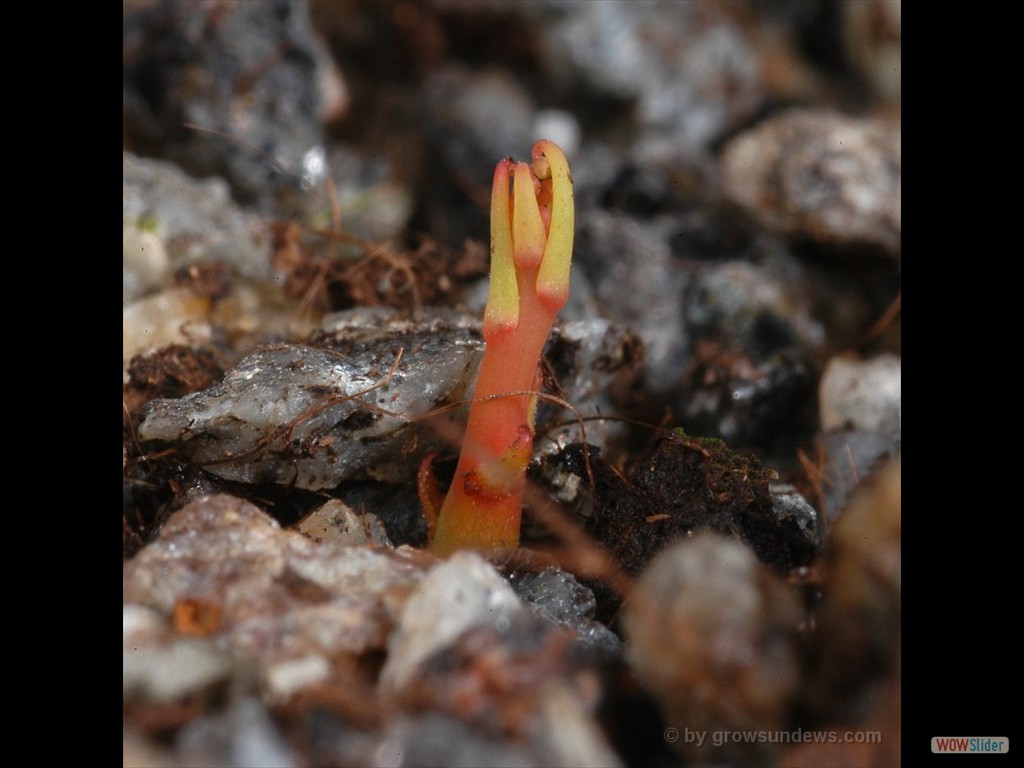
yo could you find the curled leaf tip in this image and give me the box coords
[534,141,574,311]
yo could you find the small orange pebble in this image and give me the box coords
[173,596,223,636]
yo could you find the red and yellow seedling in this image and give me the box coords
[421,140,574,555]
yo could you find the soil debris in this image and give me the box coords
[554,430,820,579]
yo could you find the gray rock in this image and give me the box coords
[177,697,297,768]
[721,108,901,255]
[678,255,822,447]
[537,317,644,450]
[820,353,901,444]
[379,552,527,691]
[381,607,623,767]
[817,353,901,521]
[123,494,429,674]
[566,144,829,447]
[138,302,648,491]
[509,567,621,653]
[297,498,394,547]
[122,286,215,372]
[325,145,415,244]
[373,714,536,768]
[624,532,803,765]
[533,109,581,158]
[231,698,298,768]
[138,309,484,489]
[123,0,329,213]
[684,257,824,353]
[262,654,332,700]
[770,482,821,552]
[122,605,231,701]
[532,681,624,768]
[677,345,815,450]
[123,495,291,616]
[425,65,536,185]
[818,429,899,525]
[123,728,178,768]
[373,685,622,768]
[574,210,689,395]
[511,567,596,628]
[122,151,273,293]
[420,64,538,248]
[546,0,762,146]
[807,459,901,723]
[844,0,902,102]
[122,222,170,305]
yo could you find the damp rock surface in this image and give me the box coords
[137,306,645,493]
[138,310,484,489]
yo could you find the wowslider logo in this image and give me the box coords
[931,737,1009,754]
